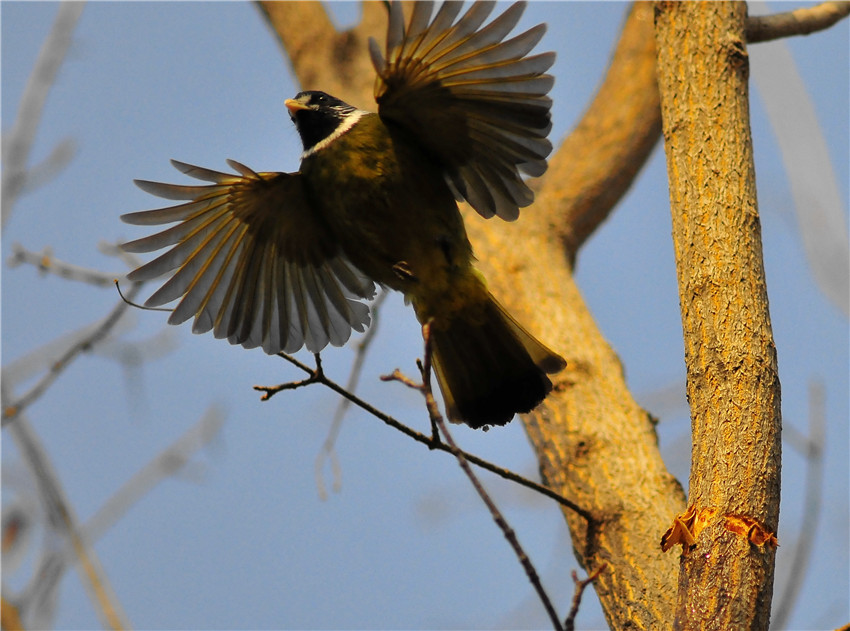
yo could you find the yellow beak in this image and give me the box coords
[285,98,310,114]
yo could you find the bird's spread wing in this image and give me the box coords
[370,1,555,220]
[121,160,376,354]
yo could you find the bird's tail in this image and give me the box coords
[414,282,565,429]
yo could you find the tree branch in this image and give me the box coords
[1,2,83,227]
[392,322,564,631]
[256,352,592,521]
[2,281,144,428]
[256,1,386,108]
[5,409,129,630]
[564,564,608,631]
[465,4,685,627]
[258,2,686,627]
[746,1,850,44]
[543,1,662,259]
[7,243,123,288]
[655,3,782,629]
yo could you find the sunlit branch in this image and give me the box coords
[256,353,591,520]
[316,290,388,499]
[382,322,563,631]
[564,564,607,631]
[747,1,850,43]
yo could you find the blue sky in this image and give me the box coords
[2,2,848,629]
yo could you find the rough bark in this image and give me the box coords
[467,5,685,628]
[259,2,685,628]
[654,3,782,630]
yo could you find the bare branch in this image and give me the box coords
[655,3,781,627]
[256,353,591,520]
[541,1,661,258]
[747,1,850,43]
[467,5,685,624]
[7,243,124,288]
[316,290,388,499]
[2,2,84,226]
[2,283,144,428]
[564,564,607,631]
[441,419,564,629]
[4,406,129,630]
[263,4,685,626]
[255,0,386,106]
[406,323,564,631]
[380,322,442,443]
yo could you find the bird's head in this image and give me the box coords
[285,91,364,156]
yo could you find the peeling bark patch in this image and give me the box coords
[661,504,715,552]
[661,505,778,553]
[723,513,778,548]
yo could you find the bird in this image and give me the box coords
[121,0,565,429]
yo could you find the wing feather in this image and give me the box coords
[372,0,555,220]
[121,161,376,355]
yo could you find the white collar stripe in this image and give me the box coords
[301,110,368,159]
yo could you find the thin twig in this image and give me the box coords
[380,363,441,446]
[255,354,591,520]
[564,564,607,631]
[5,403,128,630]
[2,283,144,428]
[1,2,84,227]
[114,279,172,312]
[410,323,564,631]
[746,1,850,43]
[415,323,443,442]
[7,243,122,288]
[316,290,388,499]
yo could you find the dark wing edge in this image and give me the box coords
[371,1,555,220]
[121,160,376,354]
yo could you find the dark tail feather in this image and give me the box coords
[424,292,565,429]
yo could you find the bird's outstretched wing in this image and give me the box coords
[121,160,376,354]
[370,0,555,220]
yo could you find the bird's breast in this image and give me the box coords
[300,115,473,294]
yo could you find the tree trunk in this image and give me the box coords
[260,2,687,628]
[654,2,782,629]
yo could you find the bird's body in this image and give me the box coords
[299,111,470,295]
[122,0,565,428]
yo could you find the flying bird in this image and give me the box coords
[121,0,565,429]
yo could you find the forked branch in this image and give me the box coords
[386,322,565,630]
[255,353,591,521]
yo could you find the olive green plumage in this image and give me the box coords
[121,0,564,428]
